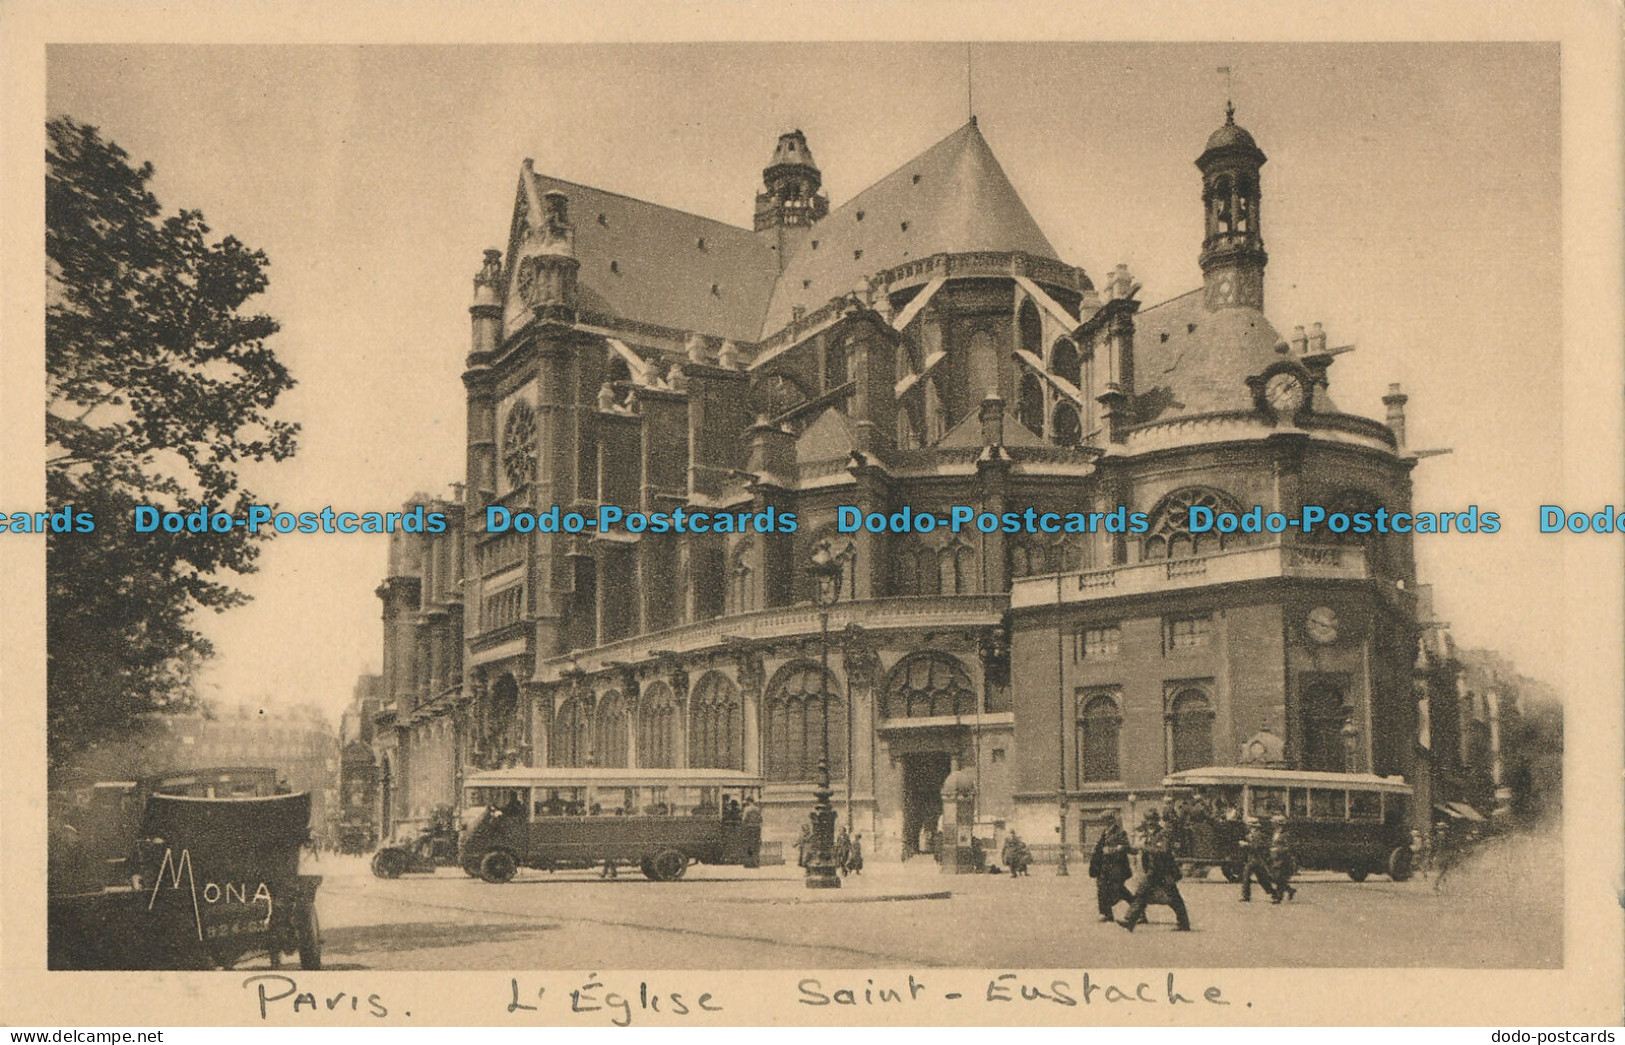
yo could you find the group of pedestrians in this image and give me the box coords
[794,822,864,875]
[1080,806,1298,932]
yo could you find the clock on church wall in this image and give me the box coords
[1305,606,1340,644]
[502,397,538,489]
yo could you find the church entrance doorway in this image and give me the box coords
[901,752,953,858]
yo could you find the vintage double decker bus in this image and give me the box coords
[459,767,766,882]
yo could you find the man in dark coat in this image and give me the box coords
[1238,816,1280,903]
[1089,810,1135,922]
[1121,809,1191,932]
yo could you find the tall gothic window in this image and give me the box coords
[1051,338,1081,388]
[939,539,976,595]
[1168,688,1215,772]
[550,696,591,768]
[1019,298,1042,359]
[883,653,976,719]
[894,537,941,597]
[637,682,680,769]
[1143,487,1240,561]
[689,672,742,770]
[763,662,845,782]
[594,691,629,768]
[1077,691,1122,783]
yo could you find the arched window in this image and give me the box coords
[1009,535,1086,578]
[550,695,591,768]
[1052,403,1082,447]
[1168,689,1215,772]
[1077,692,1122,783]
[689,672,742,770]
[893,536,942,597]
[1212,174,1234,234]
[1143,488,1242,561]
[594,691,629,768]
[763,662,845,782]
[1051,338,1081,388]
[939,540,976,595]
[1018,372,1045,437]
[1019,298,1043,359]
[883,653,976,719]
[1302,680,1348,772]
[637,682,680,769]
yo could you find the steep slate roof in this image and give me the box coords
[1131,290,1337,422]
[760,121,1059,337]
[524,168,779,344]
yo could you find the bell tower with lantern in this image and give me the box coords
[1197,102,1269,312]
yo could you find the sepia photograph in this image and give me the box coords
[2,1,1621,1030]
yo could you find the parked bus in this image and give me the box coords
[1161,766,1416,882]
[459,767,765,883]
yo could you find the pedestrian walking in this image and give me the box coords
[834,826,852,876]
[1268,816,1296,903]
[1002,830,1033,877]
[1121,809,1191,932]
[1238,816,1280,903]
[795,821,812,869]
[846,833,864,875]
[1089,810,1135,922]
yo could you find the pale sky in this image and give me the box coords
[44,43,1563,723]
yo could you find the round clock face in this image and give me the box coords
[502,400,538,488]
[1265,371,1305,416]
[1306,606,1340,644]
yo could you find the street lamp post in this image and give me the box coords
[804,540,845,890]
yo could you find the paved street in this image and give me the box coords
[297,827,1560,970]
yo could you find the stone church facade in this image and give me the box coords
[373,107,1433,857]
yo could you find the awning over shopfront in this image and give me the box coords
[1433,801,1486,821]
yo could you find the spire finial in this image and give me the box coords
[1218,65,1235,122]
[966,43,974,123]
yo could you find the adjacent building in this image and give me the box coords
[374,105,1445,857]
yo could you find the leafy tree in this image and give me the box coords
[46,116,299,775]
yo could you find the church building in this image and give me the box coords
[373,105,1432,858]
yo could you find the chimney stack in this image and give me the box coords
[1383,382,1408,449]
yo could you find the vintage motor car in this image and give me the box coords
[49,781,322,970]
[370,805,461,878]
[1161,766,1416,882]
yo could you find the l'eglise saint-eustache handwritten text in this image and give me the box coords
[244,972,1239,1024]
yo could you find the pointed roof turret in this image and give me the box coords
[767,129,820,177]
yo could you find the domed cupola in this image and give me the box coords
[1197,102,1269,312]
